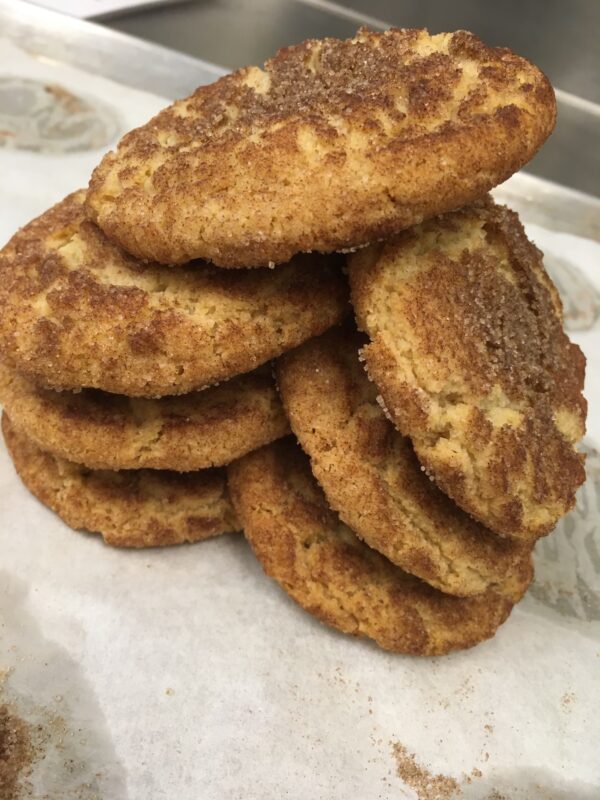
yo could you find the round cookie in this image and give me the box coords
[228,439,533,656]
[0,192,348,397]
[276,326,528,597]
[2,413,239,548]
[0,362,289,471]
[349,199,586,542]
[86,28,555,268]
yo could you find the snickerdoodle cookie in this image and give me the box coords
[0,362,289,471]
[2,413,239,548]
[276,327,528,596]
[0,191,347,397]
[350,199,586,541]
[87,28,555,267]
[228,439,532,655]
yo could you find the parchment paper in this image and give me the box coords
[0,39,166,246]
[0,41,599,800]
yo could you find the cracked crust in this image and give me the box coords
[349,199,586,541]
[0,192,348,397]
[276,326,529,597]
[2,413,239,548]
[87,28,555,268]
[0,361,289,471]
[228,439,532,655]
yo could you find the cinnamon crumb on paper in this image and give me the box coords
[462,766,484,786]
[0,705,34,800]
[391,741,461,799]
[561,691,575,712]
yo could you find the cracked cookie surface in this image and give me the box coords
[350,199,586,541]
[0,191,347,397]
[87,28,555,267]
[228,438,532,655]
[276,326,529,596]
[2,413,239,548]
[0,362,289,471]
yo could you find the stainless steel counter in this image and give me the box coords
[106,0,600,104]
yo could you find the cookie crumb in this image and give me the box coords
[391,741,461,799]
[0,705,34,800]
[561,691,575,712]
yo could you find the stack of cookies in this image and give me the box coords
[0,29,586,655]
[0,191,347,546]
